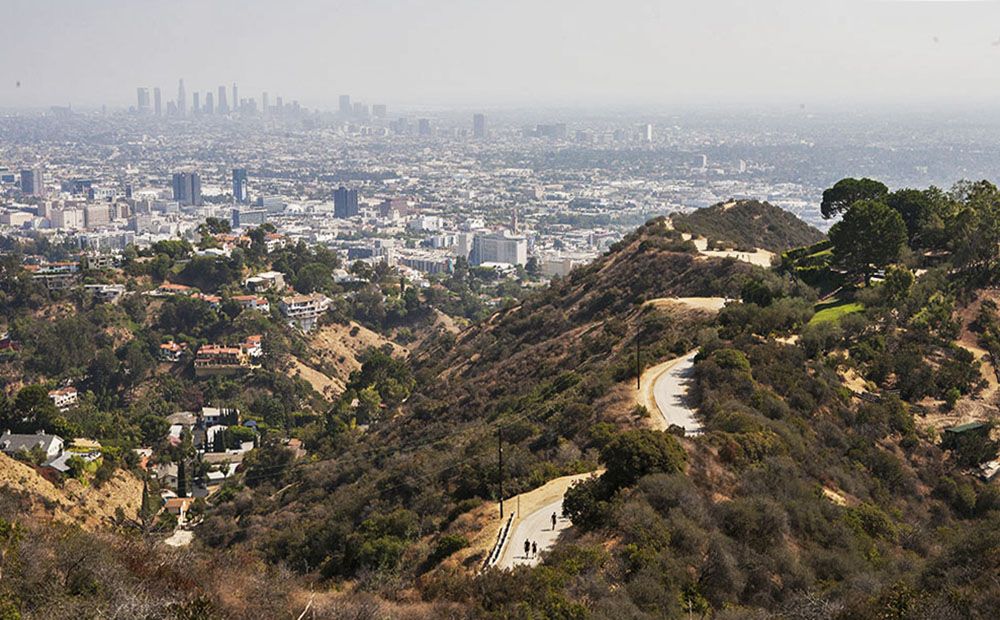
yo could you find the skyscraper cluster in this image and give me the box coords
[133,80,298,118]
[337,94,386,120]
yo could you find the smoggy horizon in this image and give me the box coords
[4,0,1000,111]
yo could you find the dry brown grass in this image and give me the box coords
[290,320,408,400]
[0,453,143,530]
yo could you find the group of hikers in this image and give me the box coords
[523,539,537,558]
[522,512,559,559]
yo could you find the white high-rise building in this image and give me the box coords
[471,231,528,266]
[639,123,652,142]
[52,208,84,229]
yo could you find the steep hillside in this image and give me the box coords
[8,194,1000,617]
[196,204,1000,618]
[413,218,757,426]
[198,219,767,579]
[289,320,408,400]
[672,199,825,252]
[0,453,142,529]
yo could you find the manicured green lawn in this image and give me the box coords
[809,299,864,324]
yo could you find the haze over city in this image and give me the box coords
[5,0,1000,109]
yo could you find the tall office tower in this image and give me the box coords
[205,91,214,115]
[218,86,229,114]
[171,172,202,206]
[639,123,652,142]
[275,96,283,114]
[262,92,269,116]
[153,87,162,116]
[372,104,387,118]
[192,92,200,115]
[232,83,238,114]
[333,186,359,218]
[19,168,43,196]
[339,94,351,115]
[473,113,486,138]
[232,168,249,204]
[136,88,150,113]
[418,118,432,136]
[177,79,186,116]
[353,102,368,118]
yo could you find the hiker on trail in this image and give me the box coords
[551,512,557,530]
[532,541,537,557]
[524,539,530,558]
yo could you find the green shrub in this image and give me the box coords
[426,534,469,567]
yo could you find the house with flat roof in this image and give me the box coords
[231,294,270,313]
[48,387,78,411]
[279,293,330,332]
[201,406,238,426]
[243,270,285,293]
[944,421,988,436]
[83,283,126,303]
[27,262,80,290]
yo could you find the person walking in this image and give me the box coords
[551,512,557,530]
[524,539,530,559]
[531,541,538,557]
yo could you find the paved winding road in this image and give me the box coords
[497,497,572,569]
[650,350,701,434]
[488,471,597,571]
[491,349,702,569]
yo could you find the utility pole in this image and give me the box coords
[498,426,504,519]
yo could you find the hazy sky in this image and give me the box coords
[3,0,1000,110]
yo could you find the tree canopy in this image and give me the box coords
[829,200,907,282]
[820,177,889,219]
[600,428,687,490]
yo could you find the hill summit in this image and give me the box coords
[671,199,825,252]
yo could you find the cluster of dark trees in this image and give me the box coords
[823,177,1000,287]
